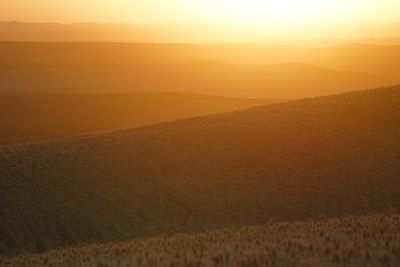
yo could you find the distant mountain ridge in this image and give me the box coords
[1,21,400,44]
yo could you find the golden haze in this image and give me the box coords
[1,0,400,265]
[1,0,400,41]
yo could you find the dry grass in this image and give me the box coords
[3,212,400,267]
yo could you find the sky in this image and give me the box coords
[1,0,400,26]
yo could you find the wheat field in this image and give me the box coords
[2,212,399,267]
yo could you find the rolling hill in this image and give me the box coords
[2,42,400,75]
[0,85,399,256]
[0,93,275,146]
[0,42,399,98]
[0,61,391,99]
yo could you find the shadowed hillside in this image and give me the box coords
[0,93,275,146]
[0,42,399,98]
[0,86,400,255]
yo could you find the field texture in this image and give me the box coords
[2,212,399,267]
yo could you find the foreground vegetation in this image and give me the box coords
[1,86,399,256]
[2,212,399,267]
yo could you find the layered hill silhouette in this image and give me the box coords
[0,93,275,146]
[2,42,400,75]
[1,22,400,43]
[1,86,399,255]
[1,42,399,98]
[0,61,391,99]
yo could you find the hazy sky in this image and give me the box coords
[1,0,400,25]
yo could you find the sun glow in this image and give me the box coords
[2,0,399,27]
[195,0,360,25]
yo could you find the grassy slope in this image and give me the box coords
[4,212,400,267]
[0,42,398,98]
[1,86,400,255]
[0,93,275,146]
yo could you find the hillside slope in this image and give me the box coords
[5,212,400,267]
[0,93,275,146]
[1,86,400,255]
